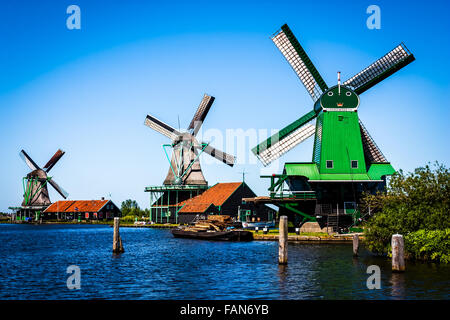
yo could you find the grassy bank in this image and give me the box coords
[251,229,330,237]
[252,232,358,242]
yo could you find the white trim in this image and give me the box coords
[322,108,358,112]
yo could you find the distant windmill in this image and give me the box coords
[145,94,236,186]
[19,149,69,207]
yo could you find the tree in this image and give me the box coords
[121,199,141,217]
[363,162,450,256]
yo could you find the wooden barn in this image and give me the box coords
[172,182,276,224]
[43,199,121,221]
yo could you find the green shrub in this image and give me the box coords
[362,162,450,260]
[121,215,138,223]
[404,229,450,263]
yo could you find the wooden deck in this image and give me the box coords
[253,233,364,243]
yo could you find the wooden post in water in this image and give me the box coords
[278,216,288,265]
[113,217,124,254]
[392,234,405,272]
[353,234,359,257]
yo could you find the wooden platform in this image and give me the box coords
[242,196,316,204]
[253,233,364,243]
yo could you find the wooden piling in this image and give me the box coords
[278,216,288,265]
[392,234,405,272]
[353,234,359,257]
[113,217,124,254]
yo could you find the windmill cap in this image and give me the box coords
[314,85,360,113]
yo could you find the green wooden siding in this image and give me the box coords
[319,111,367,174]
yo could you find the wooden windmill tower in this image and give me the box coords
[144,94,236,223]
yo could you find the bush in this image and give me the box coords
[405,229,450,263]
[363,162,450,260]
[120,215,138,223]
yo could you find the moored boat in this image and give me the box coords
[242,221,275,229]
[170,215,253,241]
[171,228,253,241]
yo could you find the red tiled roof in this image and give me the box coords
[178,202,214,213]
[177,182,242,213]
[44,200,109,213]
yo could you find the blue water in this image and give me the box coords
[0,224,448,300]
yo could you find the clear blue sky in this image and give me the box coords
[1,0,449,211]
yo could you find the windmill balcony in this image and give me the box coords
[269,190,317,200]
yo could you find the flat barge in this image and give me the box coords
[171,228,253,241]
[170,215,253,241]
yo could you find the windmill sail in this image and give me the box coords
[201,144,235,167]
[20,150,40,171]
[359,120,387,163]
[272,24,328,101]
[48,178,69,199]
[252,110,317,166]
[344,43,415,95]
[188,94,215,136]
[144,115,182,141]
[43,149,65,172]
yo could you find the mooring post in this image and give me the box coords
[353,234,359,257]
[278,216,288,265]
[392,234,405,272]
[113,217,124,254]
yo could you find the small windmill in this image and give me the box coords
[145,94,236,186]
[251,24,415,228]
[20,149,69,207]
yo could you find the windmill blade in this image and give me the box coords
[200,144,235,167]
[144,115,182,141]
[188,94,215,136]
[43,149,65,173]
[252,110,317,166]
[359,120,387,163]
[48,178,69,199]
[19,150,40,171]
[272,24,328,101]
[344,43,415,95]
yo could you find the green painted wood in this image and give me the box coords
[318,111,367,174]
[367,163,395,180]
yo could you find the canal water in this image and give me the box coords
[0,224,448,300]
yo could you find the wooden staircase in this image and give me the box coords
[326,215,339,233]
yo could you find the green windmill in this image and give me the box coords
[251,24,415,230]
